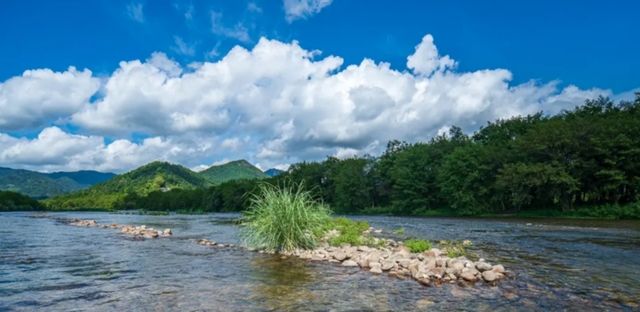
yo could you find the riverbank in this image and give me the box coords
[359,202,640,220]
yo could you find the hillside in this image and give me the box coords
[48,170,115,186]
[198,160,268,184]
[0,191,45,211]
[0,167,116,198]
[0,167,84,198]
[45,161,209,210]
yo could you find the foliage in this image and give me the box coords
[325,217,376,247]
[0,191,45,211]
[44,161,210,210]
[198,159,268,185]
[241,182,331,252]
[439,240,469,258]
[404,239,432,253]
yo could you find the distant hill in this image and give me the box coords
[0,167,97,198]
[0,191,45,211]
[45,161,209,210]
[48,170,115,186]
[0,167,116,198]
[198,160,268,184]
[264,168,284,177]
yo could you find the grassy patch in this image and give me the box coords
[242,182,331,252]
[439,240,468,258]
[404,239,432,253]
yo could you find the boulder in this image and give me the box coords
[397,258,411,268]
[381,260,396,271]
[492,264,505,273]
[482,270,503,282]
[476,261,493,272]
[342,260,359,267]
[333,251,348,261]
[369,262,382,274]
[424,248,443,258]
[460,271,478,282]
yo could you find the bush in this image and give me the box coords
[242,182,331,252]
[326,217,375,247]
[404,239,432,253]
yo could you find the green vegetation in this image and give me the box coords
[199,159,268,185]
[242,183,331,252]
[0,167,114,199]
[44,161,209,210]
[325,217,377,247]
[41,95,640,220]
[439,240,469,258]
[0,167,83,198]
[0,191,45,211]
[404,239,432,253]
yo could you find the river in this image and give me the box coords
[1,212,638,311]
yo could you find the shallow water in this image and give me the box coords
[1,212,639,311]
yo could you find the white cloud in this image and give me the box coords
[0,67,100,130]
[211,11,251,43]
[0,34,622,172]
[126,3,144,23]
[283,0,333,22]
[407,34,456,76]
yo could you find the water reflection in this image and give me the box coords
[249,255,318,310]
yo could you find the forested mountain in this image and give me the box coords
[199,160,268,184]
[0,167,113,198]
[48,171,115,186]
[45,161,209,209]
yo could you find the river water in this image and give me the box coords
[0,212,638,311]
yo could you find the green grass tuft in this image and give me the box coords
[404,239,432,253]
[241,182,331,252]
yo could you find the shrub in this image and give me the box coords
[326,217,374,247]
[242,182,331,252]
[404,239,432,253]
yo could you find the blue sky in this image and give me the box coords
[0,0,638,172]
[2,0,639,91]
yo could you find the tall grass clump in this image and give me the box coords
[242,182,331,252]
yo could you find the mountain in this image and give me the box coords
[0,167,117,198]
[198,160,268,184]
[0,167,84,198]
[264,168,284,177]
[48,170,116,186]
[45,161,209,210]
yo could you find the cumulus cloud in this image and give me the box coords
[284,0,333,22]
[407,34,456,76]
[0,127,218,173]
[0,34,618,172]
[0,67,99,130]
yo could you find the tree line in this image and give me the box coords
[122,95,640,218]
